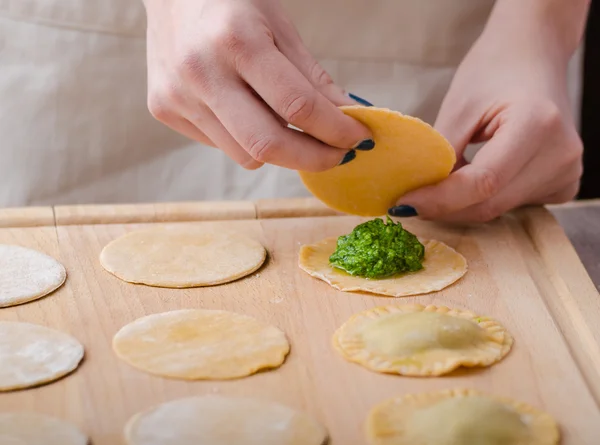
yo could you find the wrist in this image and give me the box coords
[483,0,589,65]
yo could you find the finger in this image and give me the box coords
[531,182,580,205]
[185,109,263,170]
[393,119,538,219]
[205,78,352,171]
[236,46,372,149]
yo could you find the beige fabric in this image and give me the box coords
[0,0,582,206]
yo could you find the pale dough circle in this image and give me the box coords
[0,412,88,445]
[125,395,328,445]
[113,309,290,380]
[0,321,84,391]
[0,244,66,308]
[299,236,467,297]
[100,226,266,288]
[366,388,559,445]
[299,106,456,216]
[334,304,513,376]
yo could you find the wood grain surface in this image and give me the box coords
[0,202,599,444]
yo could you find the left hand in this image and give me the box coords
[392,23,584,223]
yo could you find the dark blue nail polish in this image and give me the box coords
[388,205,418,217]
[339,150,356,165]
[354,139,375,151]
[348,93,374,107]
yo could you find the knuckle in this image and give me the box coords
[474,168,501,201]
[245,134,280,163]
[280,92,316,125]
[308,61,333,86]
[147,95,170,122]
[147,83,182,121]
[534,100,562,132]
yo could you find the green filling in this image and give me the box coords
[329,216,425,279]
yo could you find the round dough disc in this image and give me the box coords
[0,321,84,391]
[113,309,290,380]
[0,412,88,445]
[100,226,266,288]
[299,236,467,297]
[0,244,67,308]
[298,106,456,216]
[125,395,328,445]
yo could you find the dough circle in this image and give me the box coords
[113,309,290,380]
[0,321,84,391]
[125,395,328,445]
[0,244,66,308]
[299,236,467,297]
[299,106,456,216]
[366,388,559,445]
[334,304,513,376]
[100,226,266,288]
[0,412,88,445]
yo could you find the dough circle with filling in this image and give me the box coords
[125,395,328,445]
[334,304,513,376]
[299,106,456,216]
[367,388,559,445]
[0,244,66,308]
[0,321,84,391]
[100,226,266,288]
[113,309,290,380]
[299,237,467,297]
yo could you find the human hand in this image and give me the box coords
[389,7,585,223]
[142,0,373,171]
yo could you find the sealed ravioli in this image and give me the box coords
[367,388,559,445]
[334,304,512,376]
[299,106,456,216]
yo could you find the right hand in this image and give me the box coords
[143,0,373,171]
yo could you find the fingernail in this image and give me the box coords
[388,205,418,217]
[354,139,375,151]
[348,93,374,107]
[338,150,356,165]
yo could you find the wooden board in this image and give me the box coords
[1,199,599,444]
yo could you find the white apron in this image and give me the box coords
[0,0,582,207]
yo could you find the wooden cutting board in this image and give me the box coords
[1,198,599,444]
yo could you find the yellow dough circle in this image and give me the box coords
[113,309,290,380]
[0,321,84,391]
[334,304,512,376]
[299,237,467,297]
[298,106,456,216]
[0,244,66,308]
[366,388,560,445]
[100,225,266,288]
[0,412,88,445]
[125,395,328,445]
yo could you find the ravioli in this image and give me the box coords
[333,304,512,376]
[367,388,559,445]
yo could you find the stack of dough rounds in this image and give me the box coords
[299,237,467,297]
[0,321,84,391]
[0,244,66,307]
[125,395,328,445]
[333,304,513,376]
[298,106,456,216]
[366,388,560,445]
[100,226,266,288]
[113,309,290,380]
[0,412,88,445]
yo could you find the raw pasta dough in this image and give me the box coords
[299,237,467,297]
[299,106,456,216]
[0,244,66,308]
[100,225,266,288]
[0,412,88,445]
[125,395,328,445]
[0,321,84,391]
[113,309,290,380]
